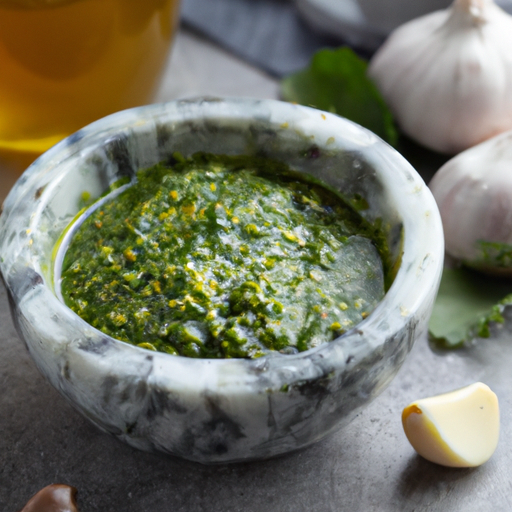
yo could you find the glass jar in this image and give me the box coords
[0,0,180,168]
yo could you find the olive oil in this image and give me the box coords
[0,0,179,164]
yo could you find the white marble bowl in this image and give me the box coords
[0,98,443,463]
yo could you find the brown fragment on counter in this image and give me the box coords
[19,484,79,512]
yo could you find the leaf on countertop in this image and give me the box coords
[280,47,398,146]
[429,267,512,349]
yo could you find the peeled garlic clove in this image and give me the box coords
[430,129,512,273]
[368,0,512,154]
[402,382,500,467]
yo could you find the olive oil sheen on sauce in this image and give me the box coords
[61,154,386,359]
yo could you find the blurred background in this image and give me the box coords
[4,0,512,197]
[3,0,512,183]
[180,0,512,76]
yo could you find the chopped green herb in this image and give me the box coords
[429,267,512,349]
[475,240,512,270]
[61,153,387,359]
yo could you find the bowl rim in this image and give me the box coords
[0,96,444,389]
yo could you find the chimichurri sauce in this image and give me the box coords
[61,153,386,359]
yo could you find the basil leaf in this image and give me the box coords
[429,267,512,349]
[280,47,398,146]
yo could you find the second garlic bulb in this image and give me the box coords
[430,129,512,273]
[368,0,512,154]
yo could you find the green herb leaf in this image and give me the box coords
[476,240,512,269]
[280,47,398,146]
[429,267,512,349]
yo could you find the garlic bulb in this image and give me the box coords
[430,129,512,273]
[368,0,512,154]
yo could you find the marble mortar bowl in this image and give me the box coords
[0,97,444,464]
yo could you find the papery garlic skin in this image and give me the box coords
[430,129,512,272]
[368,0,512,155]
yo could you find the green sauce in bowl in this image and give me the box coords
[60,153,386,358]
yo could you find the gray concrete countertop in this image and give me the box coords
[1,27,511,512]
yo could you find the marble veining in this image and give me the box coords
[0,98,443,463]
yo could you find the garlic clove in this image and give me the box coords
[368,0,512,154]
[430,129,512,273]
[402,382,500,468]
